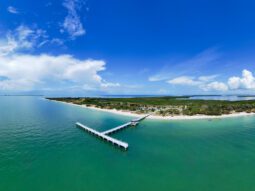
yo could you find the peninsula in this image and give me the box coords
[47,96,255,119]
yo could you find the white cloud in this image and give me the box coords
[62,0,85,39]
[148,75,164,82]
[50,38,65,46]
[198,75,218,82]
[167,75,228,92]
[7,6,19,14]
[101,82,120,88]
[202,81,228,91]
[167,76,200,86]
[38,38,65,48]
[0,25,47,56]
[0,24,119,93]
[0,54,117,91]
[228,69,255,90]
[166,69,255,92]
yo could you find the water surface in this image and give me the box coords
[188,95,255,101]
[1,96,255,191]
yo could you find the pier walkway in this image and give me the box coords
[132,114,151,122]
[102,122,132,135]
[76,114,150,150]
[76,122,128,150]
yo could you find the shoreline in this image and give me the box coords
[48,99,255,120]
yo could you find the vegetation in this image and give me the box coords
[47,96,255,116]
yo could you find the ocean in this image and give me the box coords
[1,96,255,191]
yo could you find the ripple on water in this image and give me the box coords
[1,97,255,191]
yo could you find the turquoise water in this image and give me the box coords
[1,97,255,191]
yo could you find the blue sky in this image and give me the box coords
[1,0,255,96]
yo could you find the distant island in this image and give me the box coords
[46,96,255,119]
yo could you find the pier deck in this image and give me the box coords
[76,114,150,150]
[132,114,150,122]
[102,122,132,135]
[76,122,128,150]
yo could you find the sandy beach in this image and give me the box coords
[49,99,255,120]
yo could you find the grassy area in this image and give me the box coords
[47,96,255,116]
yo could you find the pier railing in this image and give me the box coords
[76,114,150,150]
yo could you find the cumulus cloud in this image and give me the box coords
[166,69,255,92]
[7,6,19,14]
[228,69,255,90]
[62,0,85,39]
[202,82,228,91]
[167,75,228,92]
[0,25,118,93]
[0,54,118,91]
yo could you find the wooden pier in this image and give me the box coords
[76,114,150,150]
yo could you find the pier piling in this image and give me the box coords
[76,114,150,150]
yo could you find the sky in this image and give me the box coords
[1,0,255,96]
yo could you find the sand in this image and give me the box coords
[49,99,255,120]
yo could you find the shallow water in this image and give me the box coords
[1,96,255,191]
